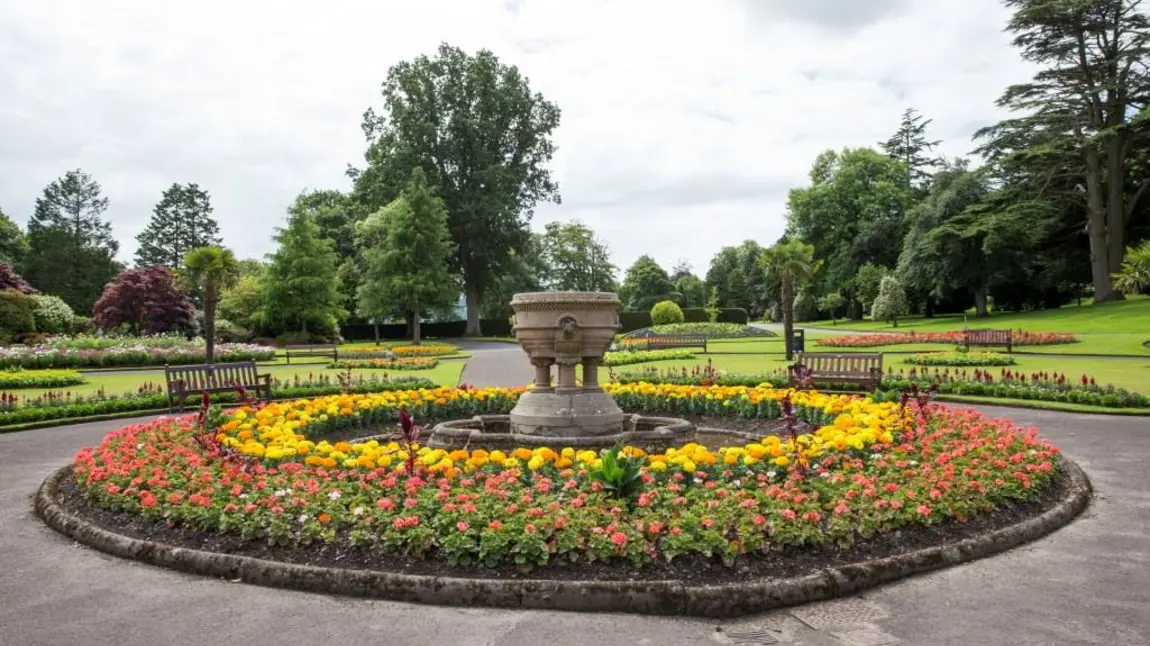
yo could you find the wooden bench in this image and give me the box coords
[635,335,708,352]
[165,361,272,412]
[284,343,340,364]
[964,329,1013,352]
[789,352,883,391]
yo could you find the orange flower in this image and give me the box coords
[318,512,331,524]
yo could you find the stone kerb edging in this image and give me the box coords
[35,461,1092,618]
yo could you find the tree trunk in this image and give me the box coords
[782,277,795,361]
[1105,135,1127,298]
[848,299,863,321]
[412,308,422,345]
[1084,145,1120,302]
[464,283,483,337]
[372,321,379,344]
[405,311,414,339]
[204,295,217,364]
[924,299,934,319]
[973,285,988,318]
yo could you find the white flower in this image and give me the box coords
[298,514,308,523]
[766,471,777,479]
[908,460,919,467]
[274,489,288,498]
[353,506,365,516]
[328,490,342,500]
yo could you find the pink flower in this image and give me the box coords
[377,497,395,510]
[610,532,627,547]
[488,520,503,530]
[524,523,536,534]
[781,509,797,520]
[917,504,932,516]
[752,514,766,526]
[456,521,468,532]
[701,518,715,529]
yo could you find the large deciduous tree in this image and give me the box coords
[618,255,678,311]
[538,221,617,292]
[93,265,195,335]
[24,169,122,313]
[356,168,457,345]
[976,0,1150,302]
[350,43,561,336]
[182,246,240,363]
[704,241,768,316]
[760,240,818,360]
[260,210,345,338]
[135,183,221,269]
[0,207,29,266]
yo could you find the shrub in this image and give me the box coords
[602,349,695,366]
[650,300,685,325]
[329,357,439,370]
[871,275,909,326]
[622,323,775,339]
[30,294,74,334]
[0,289,37,337]
[0,369,85,389]
[0,263,36,295]
[70,315,96,335]
[93,266,195,335]
[903,351,1016,367]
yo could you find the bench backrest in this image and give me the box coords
[165,361,260,391]
[965,329,1011,343]
[795,352,882,374]
[284,344,338,352]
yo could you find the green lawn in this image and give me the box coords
[805,295,1150,334]
[11,360,465,400]
[612,352,1150,394]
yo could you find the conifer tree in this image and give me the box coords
[24,169,121,313]
[260,211,345,337]
[135,183,221,269]
[880,108,943,191]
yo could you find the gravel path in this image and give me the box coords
[1,346,1147,645]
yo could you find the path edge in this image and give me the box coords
[35,460,1092,618]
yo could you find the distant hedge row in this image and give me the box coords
[619,308,748,332]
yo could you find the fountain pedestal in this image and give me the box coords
[508,292,625,437]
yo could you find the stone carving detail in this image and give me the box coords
[554,315,583,361]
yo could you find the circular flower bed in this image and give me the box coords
[67,383,1062,573]
[903,351,1016,367]
[623,323,775,339]
[330,358,439,371]
[341,344,458,360]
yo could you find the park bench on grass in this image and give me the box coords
[636,335,708,352]
[165,361,272,412]
[789,352,883,392]
[963,329,1013,353]
[284,343,340,364]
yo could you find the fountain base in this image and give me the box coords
[426,414,696,451]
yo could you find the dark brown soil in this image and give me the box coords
[56,464,1070,586]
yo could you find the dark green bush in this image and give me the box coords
[0,289,37,337]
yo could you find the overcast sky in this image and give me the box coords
[0,0,1033,278]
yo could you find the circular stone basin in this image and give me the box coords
[426,414,697,451]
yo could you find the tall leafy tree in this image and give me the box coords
[0,207,28,266]
[24,169,121,313]
[786,148,913,316]
[704,241,768,316]
[481,236,546,319]
[351,43,562,336]
[976,0,1150,302]
[135,183,221,269]
[872,275,910,327]
[287,189,368,318]
[668,259,705,307]
[538,221,617,292]
[760,240,818,360]
[182,247,240,363]
[618,255,678,311]
[880,108,943,190]
[356,168,457,344]
[260,211,345,337]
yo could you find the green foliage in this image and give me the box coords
[23,169,121,313]
[871,275,910,326]
[704,286,721,322]
[352,43,561,335]
[30,294,74,334]
[355,167,458,344]
[624,323,774,338]
[704,241,767,317]
[817,292,846,321]
[602,349,695,367]
[182,246,240,361]
[1113,240,1150,294]
[674,274,706,308]
[853,263,889,313]
[649,300,685,325]
[538,221,617,291]
[70,315,95,335]
[261,210,346,337]
[904,351,1016,367]
[135,183,221,269]
[287,190,368,318]
[219,274,264,331]
[586,446,644,503]
[0,289,37,338]
[880,107,943,191]
[619,255,678,311]
[0,207,28,265]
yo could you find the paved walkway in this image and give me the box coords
[2,343,1148,645]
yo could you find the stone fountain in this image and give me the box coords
[426,291,696,450]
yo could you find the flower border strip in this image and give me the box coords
[35,461,1091,618]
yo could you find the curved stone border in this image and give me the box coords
[35,461,1092,618]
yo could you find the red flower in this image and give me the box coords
[456,521,468,532]
[610,532,627,546]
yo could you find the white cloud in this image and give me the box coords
[0,0,1033,283]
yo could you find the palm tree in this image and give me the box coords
[1113,240,1150,295]
[182,246,240,364]
[760,240,819,360]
